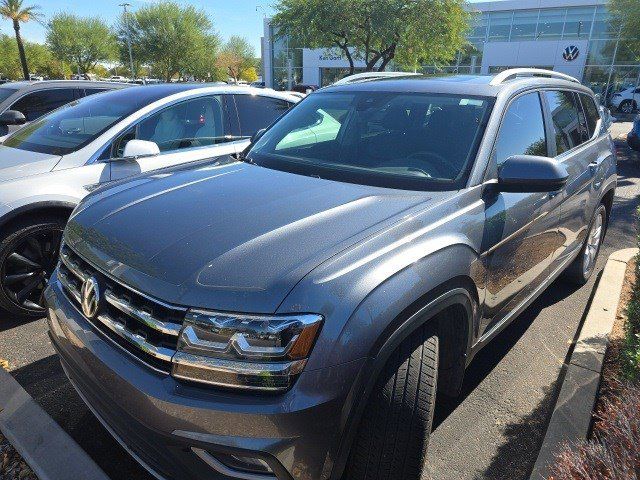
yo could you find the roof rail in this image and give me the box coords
[489,68,580,86]
[333,71,422,86]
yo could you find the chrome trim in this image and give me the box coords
[60,250,89,283]
[171,352,306,392]
[191,449,276,480]
[96,313,176,363]
[57,269,81,304]
[105,290,181,336]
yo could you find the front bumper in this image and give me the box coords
[45,275,364,480]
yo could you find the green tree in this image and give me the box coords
[0,34,71,79]
[125,1,220,82]
[610,0,640,52]
[273,0,469,73]
[216,36,256,82]
[0,0,41,80]
[46,13,117,74]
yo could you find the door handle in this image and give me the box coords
[589,160,602,174]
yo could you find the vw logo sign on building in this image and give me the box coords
[562,45,580,62]
[81,277,100,319]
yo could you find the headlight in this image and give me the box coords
[171,309,323,392]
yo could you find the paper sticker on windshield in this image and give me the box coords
[460,99,484,106]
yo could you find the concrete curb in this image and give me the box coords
[0,367,109,480]
[529,248,638,480]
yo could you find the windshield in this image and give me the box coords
[3,89,149,155]
[247,91,493,190]
[0,87,17,104]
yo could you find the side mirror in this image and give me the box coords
[0,110,26,126]
[250,128,267,144]
[121,139,160,159]
[498,155,568,193]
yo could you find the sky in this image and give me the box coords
[0,0,277,55]
[0,0,493,56]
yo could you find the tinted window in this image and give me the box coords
[10,88,76,121]
[113,95,229,157]
[545,91,589,155]
[234,95,291,137]
[579,93,600,137]
[83,88,110,97]
[494,92,547,165]
[3,89,163,155]
[0,87,17,104]
[248,92,493,191]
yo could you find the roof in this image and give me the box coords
[0,80,130,91]
[319,73,593,97]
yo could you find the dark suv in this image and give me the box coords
[45,69,616,480]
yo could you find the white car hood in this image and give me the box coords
[0,145,61,182]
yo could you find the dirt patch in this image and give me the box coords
[595,258,636,407]
[0,433,37,480]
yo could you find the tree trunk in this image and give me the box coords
[13,20,29,80]
[377,45,397,72]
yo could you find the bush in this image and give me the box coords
[549,382,640,480]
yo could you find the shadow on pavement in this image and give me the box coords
[12,355,154,480]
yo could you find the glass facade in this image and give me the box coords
[450,4,640,103]
[270,25,304,90]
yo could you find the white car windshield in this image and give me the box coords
[3,88,160,155]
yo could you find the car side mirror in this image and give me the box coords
[498,155,569,193]
[121,139,160,159]
[0,110,26,126]
[250,128,266,144]
[599,106,613,130]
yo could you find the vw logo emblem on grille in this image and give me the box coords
[81,277,100,319]
[562,45,580,62]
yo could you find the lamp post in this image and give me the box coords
[119,3,135,80]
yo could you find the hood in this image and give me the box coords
[66,160,433,313]
[0,145,61,182]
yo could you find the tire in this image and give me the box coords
[562,204,607,286]
[345,323,439,480]
[0,214,66,318]
[618,100,636,115]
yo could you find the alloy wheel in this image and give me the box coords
[1,227,63,313]
[582,210,603,277]
[621,101,635,114]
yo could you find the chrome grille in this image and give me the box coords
[58,245,185,372]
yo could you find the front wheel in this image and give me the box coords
[619,100,636,114]
[345,324,438,480]
[0,215,65,318]
[562,204,606,285]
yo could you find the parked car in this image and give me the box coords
[610,85,640,114]
[292,83,319,93]
[627,114,640,151]
[0,80,128,137]
[45,69,615,480]
[0,84,298,317]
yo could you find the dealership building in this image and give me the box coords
[262,0,639,95]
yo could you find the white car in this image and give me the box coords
[0,84,298,317]
[610,85,640,114]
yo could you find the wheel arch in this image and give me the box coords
[330,276,478,479]
[0,201,76,231]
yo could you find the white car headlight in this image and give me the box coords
[171,309,323,392]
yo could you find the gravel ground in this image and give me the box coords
[0,434,37,480]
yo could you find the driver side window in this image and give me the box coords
[494,92,548,167]
[112,95,228,158]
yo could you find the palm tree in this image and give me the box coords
[0,0,40,80]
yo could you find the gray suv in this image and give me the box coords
[45,69,616,480]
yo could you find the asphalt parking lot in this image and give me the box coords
[1,122,639,480]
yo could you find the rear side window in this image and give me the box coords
[579,93,600,137]
[545,90,589,155]
[233,95,291,137]
[10,88,76,121]
[494,92,547,165]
